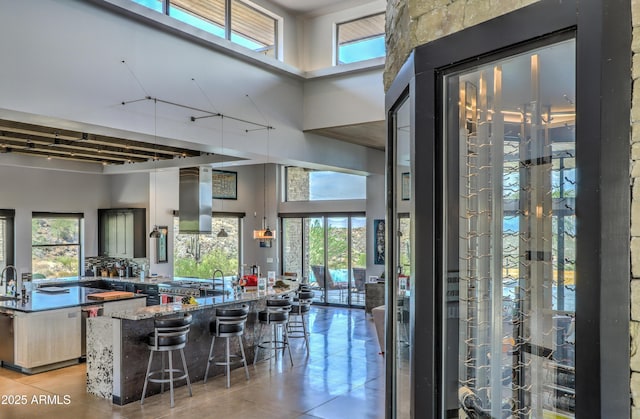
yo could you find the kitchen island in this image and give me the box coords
[87,283,297,405]
[0,286,147,374]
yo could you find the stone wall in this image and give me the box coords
[384,0,539,90]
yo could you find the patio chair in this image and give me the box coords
[311,265,347,303]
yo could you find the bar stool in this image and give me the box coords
[204,304,250,388]
[141,312,192,408]
[253,297,293,367]
[287,288,314,355]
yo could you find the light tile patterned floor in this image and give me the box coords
[0,306,385,419]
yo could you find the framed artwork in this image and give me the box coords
[212,170,237,199]
[156,226,168,263]
[374,219,385,265]
[401,172,411,200]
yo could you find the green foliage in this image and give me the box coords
[306,219,366,269]
[174,249,238,278]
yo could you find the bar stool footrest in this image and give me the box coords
[147,369,189,384]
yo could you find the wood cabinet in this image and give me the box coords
[14,307,81,369]
[98,208,146,258]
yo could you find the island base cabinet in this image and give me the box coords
[13,307,81,371]
[102,298,146,316]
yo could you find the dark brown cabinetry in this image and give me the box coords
[98,208,146,258]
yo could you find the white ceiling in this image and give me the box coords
[268,0,375,15]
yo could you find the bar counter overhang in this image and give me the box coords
[87,285,294,405]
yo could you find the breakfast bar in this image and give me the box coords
[87,283,295,405]
[0,286,147,375]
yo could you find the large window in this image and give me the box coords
[0,210,15,278]
[173,215,241,278]
[336,13,385,65]
[32,213,83,279]
[132,0,279,58]
[285,167,366,201]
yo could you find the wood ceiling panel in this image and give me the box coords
[338,13,385,45]
[0,119,204,166]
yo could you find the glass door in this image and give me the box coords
[283,214,367,307]
[351,216,366,308]
[305,217,326,303]
[327,217,348,304]
[442,37,576,418]
[391,95,412,418]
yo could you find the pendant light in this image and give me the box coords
[262,156,273,238]
[216,116,228,238]
[263,127,273,238]
[149,99,162,239]
[253,128,274,241]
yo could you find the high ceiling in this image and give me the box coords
[268,0,371,15]
[0,0,387,169]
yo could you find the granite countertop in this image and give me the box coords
[0,286,147,313]
[109,284,297,320]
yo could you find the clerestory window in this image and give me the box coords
[336,12,385,65]
[131,0,279,58]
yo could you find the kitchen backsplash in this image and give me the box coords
[85,256,149,278]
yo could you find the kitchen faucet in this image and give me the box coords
[0,265,18,296]
[211,269,224,294]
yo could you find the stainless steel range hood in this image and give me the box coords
[179,166,212,234]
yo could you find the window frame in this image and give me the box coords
[31,212,84,280]
[284,166,367,202]
[0,209,16,275]
[127,0,282,60]
[335,12,386,66]
[172,211,244,278]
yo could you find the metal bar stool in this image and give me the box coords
[141,312,192,408]
[253,297,293,367]
[287,288,314,356]
[204,304,250,388]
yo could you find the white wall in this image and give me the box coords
[300,0,386,71]
[0,0,383,175]
[303,69,385,130]
[0,166,110,274]
[366,173,386,279]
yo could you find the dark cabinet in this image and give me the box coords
[98,208,146,258]
[134,283,159,306]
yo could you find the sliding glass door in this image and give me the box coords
[282,214,366,307]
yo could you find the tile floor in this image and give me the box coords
[0,306,385,419]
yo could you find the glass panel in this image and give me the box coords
[282,218,303,279]
[337,13,385,64]
[327,217,348,304]
[170,0,226,39]
[351,216,366,307]
[32,217,81,279]
[305,217,326,303]
[393,96,412,419]
[131,0,163,13]
[443,38,576,418]
[231,0,276,57]
[173,216,240,279]
[286,167,366,201]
